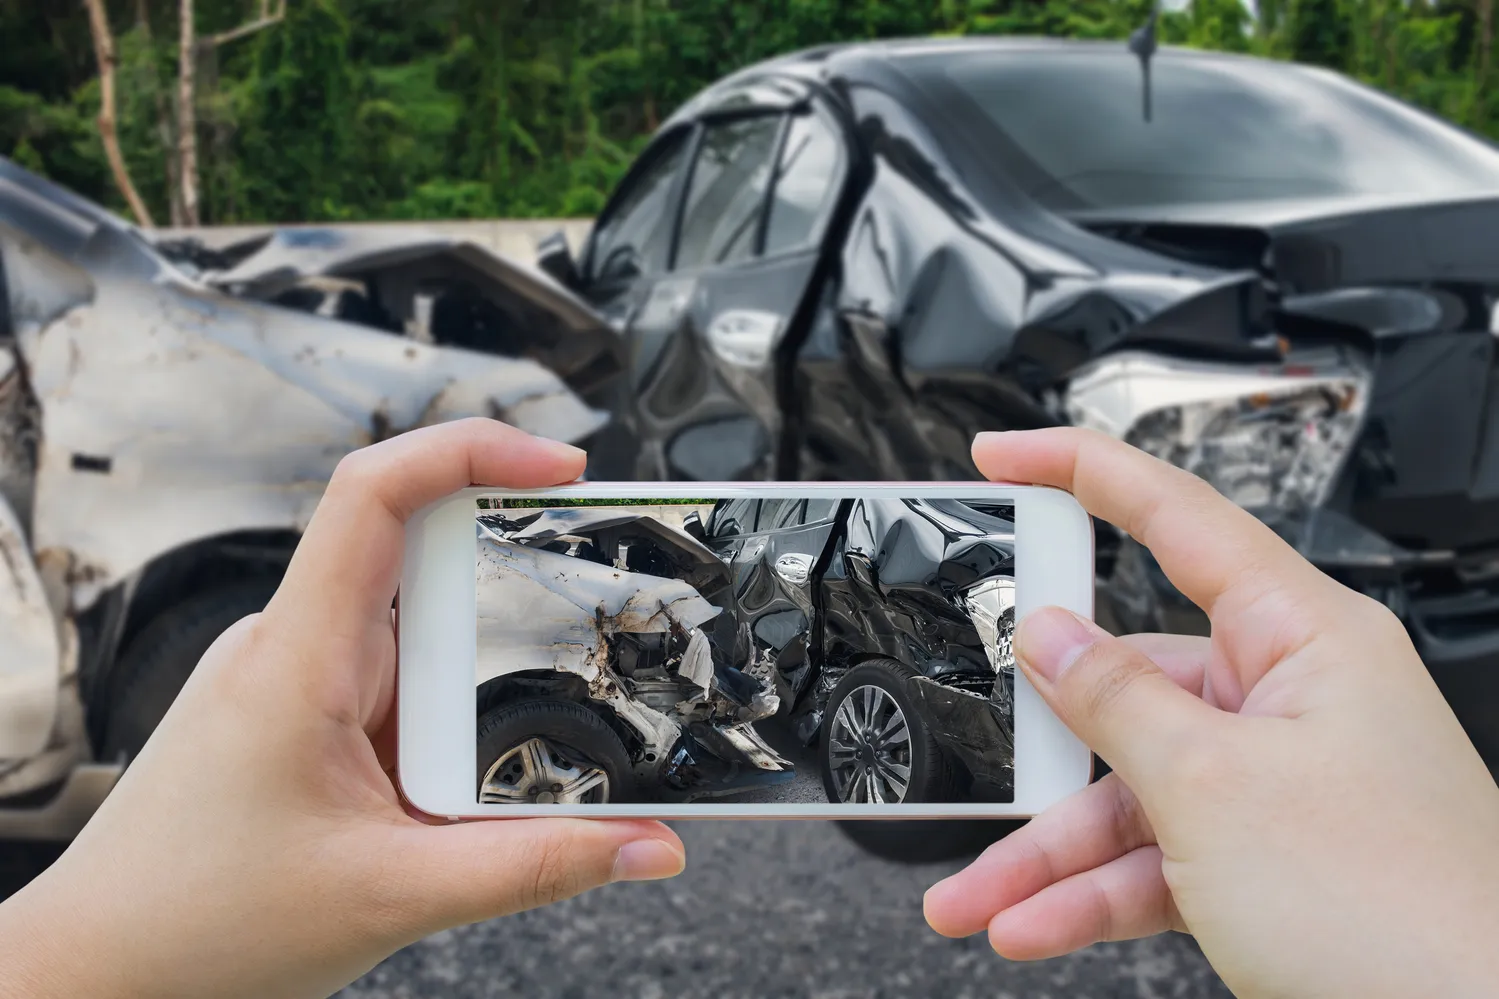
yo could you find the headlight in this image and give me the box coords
[1063,350,1368,519]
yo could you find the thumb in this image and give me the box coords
[1016,607,1220,796]
[395,818,686,932]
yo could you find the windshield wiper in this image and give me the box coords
[1128,5,1159,123]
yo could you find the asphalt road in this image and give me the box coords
[339,820,1232,998]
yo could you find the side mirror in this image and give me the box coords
[536,229,580,290]
[681,510,706,541]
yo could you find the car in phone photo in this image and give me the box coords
[473,496,1015,806]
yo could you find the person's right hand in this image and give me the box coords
[925,428,1499,998]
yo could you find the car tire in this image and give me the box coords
[819,658,958,805]
[100,580,279,763]
[836,818,1026,865]
[476,698,634,804]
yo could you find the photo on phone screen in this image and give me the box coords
[474,496,1016,807]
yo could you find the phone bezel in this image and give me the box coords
[398,482,1094,819]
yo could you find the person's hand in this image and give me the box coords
[0,419,686,999]
[924,428,1499,998]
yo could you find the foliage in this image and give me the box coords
[4,0,1497,225]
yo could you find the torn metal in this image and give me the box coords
[475,515,791,802]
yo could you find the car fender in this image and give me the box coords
[23,271,606,616]
[0,489,62,758]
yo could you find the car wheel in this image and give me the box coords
[835,819,1026,865]
[820,658,958,804]
[100,580,279,762]
[477,698,633,804]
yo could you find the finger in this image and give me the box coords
[987,845,1181,961]
[925,773,1152,938]
[395,818,685,931]
[973,428,1331,679]
[1017,606,1223,794]
[271,418,585,631]
[1119,633,1209,698]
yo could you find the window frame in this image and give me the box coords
[707,498,760,539]
[579,124,694,289]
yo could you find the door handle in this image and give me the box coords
[774,552,814,585]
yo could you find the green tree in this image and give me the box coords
[234,0,358,221]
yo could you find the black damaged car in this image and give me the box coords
[540,37,1499,782]
[692,496,1016,804]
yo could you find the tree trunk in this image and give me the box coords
[177,0,199,226]
[1481,0,1495,81]
[134,0,184,226]
[84,0,155,227]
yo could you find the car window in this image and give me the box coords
[708,498,758,538]
[758,499,801,531]
[587,130,688,284]
[763,112,844,256]
[909,50,1499,212]
[803,498,839,524]
[674,115,782,270]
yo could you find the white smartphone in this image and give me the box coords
[398,483,1094,819]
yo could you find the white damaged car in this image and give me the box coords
[0,157,621,840]
[475,508,792,803]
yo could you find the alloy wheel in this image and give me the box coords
[827,684,913,803]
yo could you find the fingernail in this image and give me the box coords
[611,839,685,883]
[546,439,587,460]
[1016,607,1108,683]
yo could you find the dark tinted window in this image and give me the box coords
[764,113,844,256]
[675,116,781,269]
[708,498,758,537]
[588,131,688,283]
[911,50,1499,212]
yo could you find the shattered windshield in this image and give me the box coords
[910,49,1499,212]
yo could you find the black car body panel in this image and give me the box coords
[564,37,1499,769]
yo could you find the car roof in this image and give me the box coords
[662,36,1297,127]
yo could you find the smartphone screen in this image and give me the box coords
[474,495,1016,807]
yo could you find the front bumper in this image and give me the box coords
[1097,510,1499,772]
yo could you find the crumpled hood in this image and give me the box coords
[1065,190,1499,293]
[475,525,723,686]
[203,225,604,331]
[481,507,728,594]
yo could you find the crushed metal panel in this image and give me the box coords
[203,226,610,336]
[679,628,714,693]
[474,531,723,686]
[717,722,793,772]
[25,265,604,611]
[906,676,1014,789]
[0,492,61,757]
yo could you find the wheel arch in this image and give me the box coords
[80,529,299,743]
[475,670,648,759]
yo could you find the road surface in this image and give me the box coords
[339,819,1231,998]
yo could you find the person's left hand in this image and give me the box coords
[0,419,686,999]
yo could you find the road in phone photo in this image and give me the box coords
[339,819,1231,998]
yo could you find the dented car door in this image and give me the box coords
[735,498,841,704]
